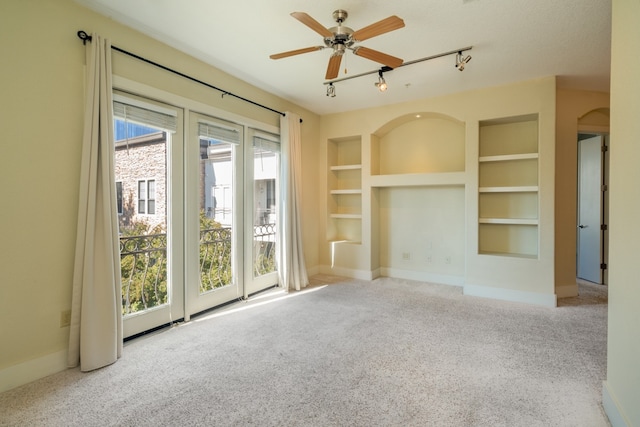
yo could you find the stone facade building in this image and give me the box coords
[114,131,167,233]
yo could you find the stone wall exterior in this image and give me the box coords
[114,132,167,232]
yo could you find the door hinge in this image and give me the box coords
[601,224,608,231]
[602,145,609,152]
[602,184,608,192]
[601,263,608,270]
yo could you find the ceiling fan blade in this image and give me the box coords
[270,46,324,60]
[353,46,403,69]
[352,15,405,41]
[291,12,334,38]
[325,54,343,80]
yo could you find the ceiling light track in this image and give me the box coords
[323,46,473,93]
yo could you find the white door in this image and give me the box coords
[577,135,603,283]
[112,93,185,338]
[185,113,244,317]
[245,130,280,295]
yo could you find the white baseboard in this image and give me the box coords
[379,267,464,287]
[556,284,579,298]
[602,381,630,427]
[318,265,375,280]
[0,350,68,393]
[464,283,557,307]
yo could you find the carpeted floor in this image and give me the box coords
[0,276,610,426]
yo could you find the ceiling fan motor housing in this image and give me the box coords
[325,10,354,53]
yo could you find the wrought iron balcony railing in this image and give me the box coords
[119,224,276,315]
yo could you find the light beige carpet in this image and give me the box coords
[0,276,609,426]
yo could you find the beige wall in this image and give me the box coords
[603,1,640,425]
[555,89,610,297]
[0,0,320,385]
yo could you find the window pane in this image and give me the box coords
[147,180,156,214]
[114,117,169,316]
[138,180,146,214]
[200,138,234,292]
[253,142,278,278]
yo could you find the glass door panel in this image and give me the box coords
[113,93,184,338]
[186,113,243,316]
[245,130,280,295]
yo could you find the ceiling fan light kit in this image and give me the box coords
[270,9,473,97]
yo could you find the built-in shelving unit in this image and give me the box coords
[327,136,362,243]
[478,114,539,258]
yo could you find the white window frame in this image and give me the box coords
[137,178,156,215]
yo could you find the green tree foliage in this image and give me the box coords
[119,219,168,315]
[199,210,232,292]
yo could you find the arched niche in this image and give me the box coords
[371,112,465,175]
[578,107,610,131]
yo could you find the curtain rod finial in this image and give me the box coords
[77,30,92,45]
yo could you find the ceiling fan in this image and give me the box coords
[270,10,405,80]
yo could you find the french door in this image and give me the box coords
[113,93,185,338]
[114,94,280,335]
[185,113,244,316]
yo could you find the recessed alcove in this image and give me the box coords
[371,112,465,176]
[368,112,466,284]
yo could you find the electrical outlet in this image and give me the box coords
[402,252,411,261]
[445,256,452,265]
[60,310,71,328]
[426,255,432,264]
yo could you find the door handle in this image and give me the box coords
[578,224,587,229]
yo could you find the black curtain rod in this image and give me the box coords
[77,31,302,123]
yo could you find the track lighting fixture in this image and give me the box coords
[375,70,388,92]
[323,46,473,97]
[455,51,472,71]
[327,83,336,97]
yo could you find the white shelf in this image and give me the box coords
[330,189,362,195]
[478,251,538,259]
[479,153,538,162]
[479,186,538,193]
[370,171,465,188]
[330,213,363,219]
[330,164,362,171]
[479,218,538,225]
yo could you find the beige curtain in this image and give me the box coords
[278,113,309,291]
[68,34,123,371]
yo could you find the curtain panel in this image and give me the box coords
[278,113,309,292]
[68,34,123,371]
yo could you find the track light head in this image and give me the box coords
[455,51,472,71]
[375,69,388,92]
[327,83,336,97]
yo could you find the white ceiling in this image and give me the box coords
[76,0,611,116]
